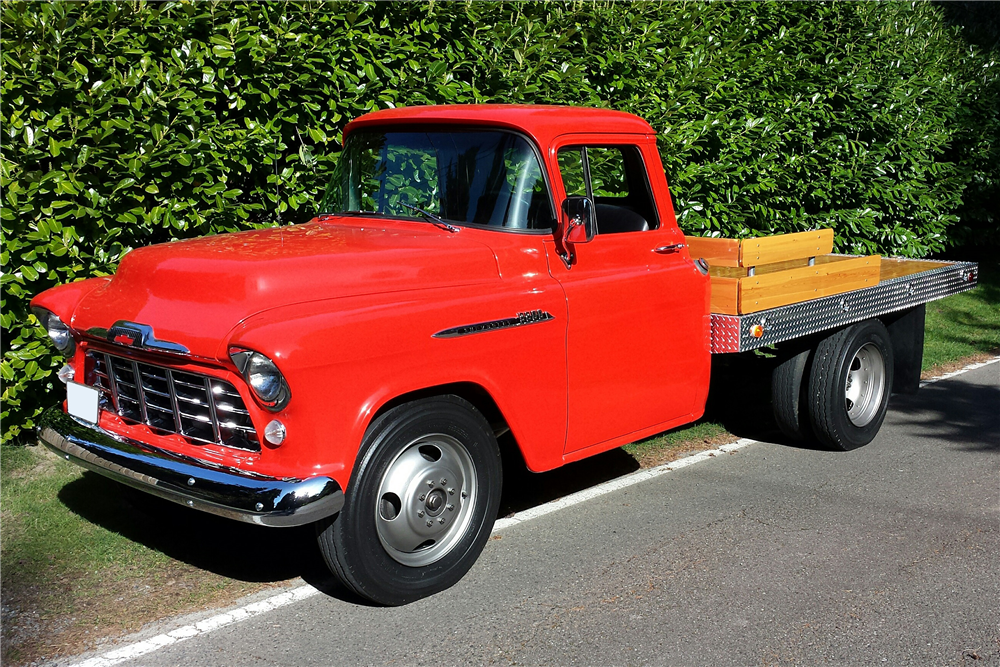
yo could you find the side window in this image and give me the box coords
[556,145,658,234]
[557,148,587,197]
[586,148,628,197]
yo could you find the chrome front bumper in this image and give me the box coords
[37,407,344,527]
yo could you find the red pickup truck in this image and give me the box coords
[32,105,978,605]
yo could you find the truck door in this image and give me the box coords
[544,138,709,455]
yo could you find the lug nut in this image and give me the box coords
[417,510,424,518]
[440,478,447,485]
[448,488,455,495]
[427,480,434,487]
[419,494,426,501]
[446,504,454,511]
[426,520,433,527]
[438,518,445,525]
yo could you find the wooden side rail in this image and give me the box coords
[739,229,833,267]
[684,229,835,270]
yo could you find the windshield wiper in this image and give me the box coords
[400,203,460,233]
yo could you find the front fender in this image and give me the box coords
[30,277,112,326]
[225,282,568,490]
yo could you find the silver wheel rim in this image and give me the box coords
[375,433,476,567]
[844,343,885,427]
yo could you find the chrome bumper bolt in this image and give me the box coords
[255,502,264,511]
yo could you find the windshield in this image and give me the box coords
[319,128,554,231]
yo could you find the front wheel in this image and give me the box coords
[808,320,894,450]
[317,395,502,605]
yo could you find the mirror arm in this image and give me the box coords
[558,215,584,269]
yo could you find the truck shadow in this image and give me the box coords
[57,473,344,591]
[55,444,641,605]
[703,353,796,447]
[886,376,1000,452]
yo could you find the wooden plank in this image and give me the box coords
[879,257,950,281]
[738,255,881,314]
[684,236,741,267]
[708,276,741,315]
[740,229,834,267]
[709,253,851,279]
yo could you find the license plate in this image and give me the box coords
[67,382,100,424]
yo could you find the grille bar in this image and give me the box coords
[86,351,260,452]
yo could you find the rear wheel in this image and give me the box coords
[808,320,893,450]
[317,395,502,605]
[771,347,812,442]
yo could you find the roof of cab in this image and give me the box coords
[344,105,655,147]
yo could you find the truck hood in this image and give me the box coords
[71,219,500,359]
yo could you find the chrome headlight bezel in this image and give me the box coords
[32,307,76,357]
[229,347,291,412]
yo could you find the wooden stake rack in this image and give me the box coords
[684,229,882,315]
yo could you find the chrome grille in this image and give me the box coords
[87,351,260,451]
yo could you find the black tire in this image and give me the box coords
[317,395,502,605]
[808,320,894,451]
[772,347,812,442]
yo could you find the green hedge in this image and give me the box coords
[2,1,997,443]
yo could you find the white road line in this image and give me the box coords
[492,438,756,532]
[920,354,1000,387]
[64,354,998,667]
[71,585,320,667]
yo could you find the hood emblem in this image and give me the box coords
[87,321,190,355]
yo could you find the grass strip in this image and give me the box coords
[922,259,1000,373]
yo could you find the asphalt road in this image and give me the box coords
[106,362,999,666]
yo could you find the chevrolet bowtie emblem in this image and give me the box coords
[113,332,138,346]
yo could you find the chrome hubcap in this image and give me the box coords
[844,343,885,427]
[375,434,476,567]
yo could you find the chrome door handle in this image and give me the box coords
[652,244,684,254]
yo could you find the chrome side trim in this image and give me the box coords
[433,310,555,339]
[710,260,978,353]
[36,408,343,527]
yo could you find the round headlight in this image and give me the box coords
[230,348,290,411]
[34,308,75,356]
[247,354,282,403]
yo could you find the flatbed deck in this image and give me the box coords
[684,231,979,353]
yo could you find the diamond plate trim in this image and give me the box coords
[710,260,978,354]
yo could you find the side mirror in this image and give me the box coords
[562,196,595,245]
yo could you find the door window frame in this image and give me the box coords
[551,136,661,234]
